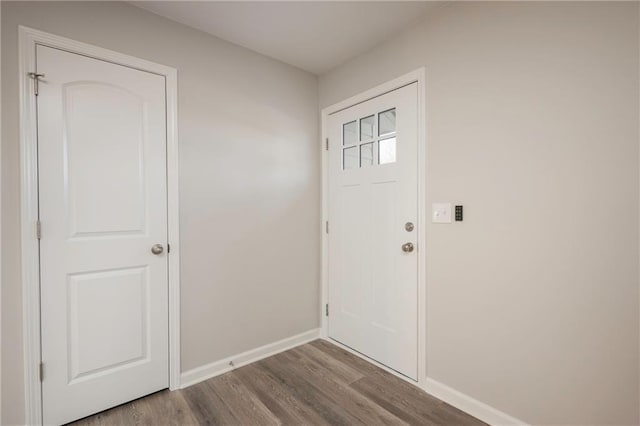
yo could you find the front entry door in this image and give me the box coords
[328,83,419,380]
[37,45,169,425]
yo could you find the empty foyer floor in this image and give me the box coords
[71,339,484,425]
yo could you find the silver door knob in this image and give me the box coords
[151,244,164,255]
[402,242,414,253]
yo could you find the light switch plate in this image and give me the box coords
[432,203,452,223]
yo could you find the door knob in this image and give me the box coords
[402,242,414,253]
[151,244,164,255]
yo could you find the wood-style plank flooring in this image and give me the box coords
[71,339,485,426]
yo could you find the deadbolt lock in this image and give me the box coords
[405,222,414,232]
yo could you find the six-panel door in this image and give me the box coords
[37,45,169,425]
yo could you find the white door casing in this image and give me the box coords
[37,45,169,425]
[19,27,180,426]
[327,82,419,380]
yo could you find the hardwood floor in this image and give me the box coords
[70,340,485,426]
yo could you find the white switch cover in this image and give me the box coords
[432,203,452,223]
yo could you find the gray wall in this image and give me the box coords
[1,2,320,424]
[320,2,639,424]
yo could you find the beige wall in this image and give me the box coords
[320,2,639,424]
[1,2,320,424]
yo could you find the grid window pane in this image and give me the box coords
[343,121,358,146]
[378,109,396,137]
[360,115,375,141]
[343,146,359,170]
[360,143,374,167]
[379,137,396,164]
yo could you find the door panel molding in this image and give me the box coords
[320,68,426,386]
[18,26,180,425]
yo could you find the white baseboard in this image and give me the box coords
[180,328,321,389]
[423,378,528,426]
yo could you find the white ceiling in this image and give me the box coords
[132,1,442,75]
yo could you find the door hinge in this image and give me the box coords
[325,303,329,317]
[325,221,329,234]
[28,72,45,96]
[39,362,44,382]
[36,220,42,240]
[325,138,329,151]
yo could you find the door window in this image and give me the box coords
[342,108,397,169]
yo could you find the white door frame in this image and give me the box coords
[18,26,181,425]
[320,68,427,387]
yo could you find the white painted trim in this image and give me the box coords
[320,117,329,339]
[180,329,321,389]
[18,26,181,425]
[321,69,425,116]
[320,68,427,383]
[416,68,427,387]
[19,26,42,426]
[164,48,182,395]
[423,378,529,426]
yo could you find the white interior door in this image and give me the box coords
[37,45,169,425]
[328,83,419,380]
